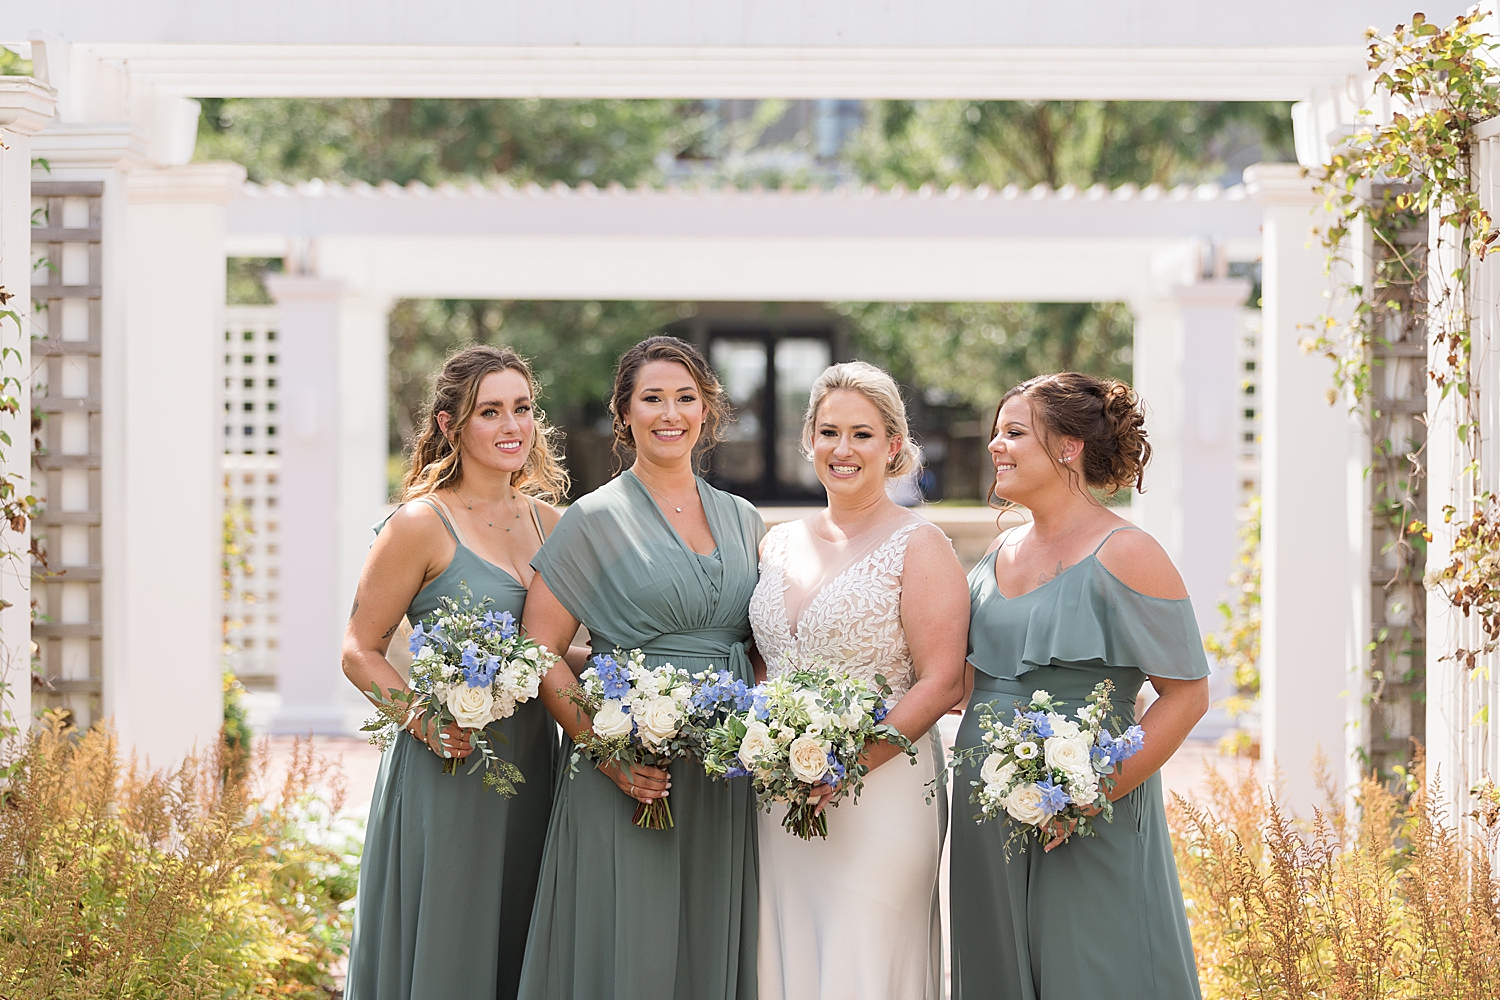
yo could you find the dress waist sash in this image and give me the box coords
[595,628,754,684]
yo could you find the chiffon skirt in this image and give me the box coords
[344,700,557,1000]
[758,730,948,1000]
[516,742,759,1000]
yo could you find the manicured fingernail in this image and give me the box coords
[443,751,452,758]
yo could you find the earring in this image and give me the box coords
[1061,454,1074,464]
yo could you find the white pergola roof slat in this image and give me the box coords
[227,179,1264,302]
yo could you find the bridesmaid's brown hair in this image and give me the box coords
[991,372,1150,499]
[608,336,730,471]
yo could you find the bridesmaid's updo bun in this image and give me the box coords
[609,335,730,469]
[999,372,1151,494]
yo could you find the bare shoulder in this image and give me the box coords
[1095,527,1189,600]
[533,498,564,534]
[901,518,963,575]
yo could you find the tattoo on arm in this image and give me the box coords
[381,622,400,640]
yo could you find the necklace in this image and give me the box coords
[636,473,693,514]
[458,489,525,532]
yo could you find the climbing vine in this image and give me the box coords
[1312,11,1500,744]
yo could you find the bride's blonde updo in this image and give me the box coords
[800,361,920,478]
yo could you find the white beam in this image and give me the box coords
[227,180,1263,303]
[3,1,1474,99]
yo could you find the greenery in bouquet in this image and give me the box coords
[362,583,555,795]
[567,649,753,829]
[952,680,1143,854]
[702,665,914,840]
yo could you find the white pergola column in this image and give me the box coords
[0,78,59,739]
[1246,162,1359,810]
[267,274,391,735]
[114,163,244,765]
[1132,279,1249,636]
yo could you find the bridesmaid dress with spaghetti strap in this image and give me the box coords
[949,526,1209,1000]
[345,497,559,1000]
[516,470,764,1000]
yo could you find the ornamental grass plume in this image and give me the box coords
[1169,752,1500,999]
[0,716,356,998]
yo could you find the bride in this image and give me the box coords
[749,361,970,1000]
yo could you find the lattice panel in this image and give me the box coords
[29,181,104,730]
[222,305,281,692]
[1238,311,1262,509]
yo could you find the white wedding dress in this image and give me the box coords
[749,515,947,1000]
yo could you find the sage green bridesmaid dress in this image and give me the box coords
[949,527,1209,1000]
[345,497,558,1000]
[517,470,764,1000]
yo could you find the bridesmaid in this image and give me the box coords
[342,345,569,1000]
[517,335,763,1000]
[950,372,1210,1000]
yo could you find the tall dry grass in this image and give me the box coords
[1170,755,1500,999]
[0,718,356,998]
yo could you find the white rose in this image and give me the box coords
[1046,713,1081,740]
[448,684,496,729]
[592,699,633,739]
[793,689,831,730]
[738,720,776,769]
[1044,734,1094,774]
[979,754,1016,788]
[1067,769,1101,805]
[1031,690,1050,705]
[636,695,683,747]
[788,735,831,784]
[1003,783,1051,827]
[415,644,437,661]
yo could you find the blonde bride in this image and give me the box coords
[748,362,970,1000]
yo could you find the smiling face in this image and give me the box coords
[988,395,1081,503]
[442,368,534,480]
[624,360,705,468]
[811,389,900,500]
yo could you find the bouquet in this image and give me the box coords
[951,680,1144,852]
[361,583,555,796]
[568,649,753,829]
[702,665,914,840]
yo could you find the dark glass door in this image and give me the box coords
[709,329,832,502]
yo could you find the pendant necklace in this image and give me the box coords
[638,474,690,513]
[459,489,524,531]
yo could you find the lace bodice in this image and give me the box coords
[750,518,934,699]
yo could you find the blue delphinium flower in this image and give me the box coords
[592,654,631,700]
[483,609,518,639]
[724,764,752,780]
[409,621,447,657]
[750,688,772,722]
[1097,725,1146,766]
[1090,744,1115,774]
[872,700,889,724]
[1024,710,1054,738]
[1035,777,1071,817]
[692,670,754,717]
[826,753,847,788]
[461,643,498,687]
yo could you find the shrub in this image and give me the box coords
[1170,757,1500,999]
[0,719,357,998]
